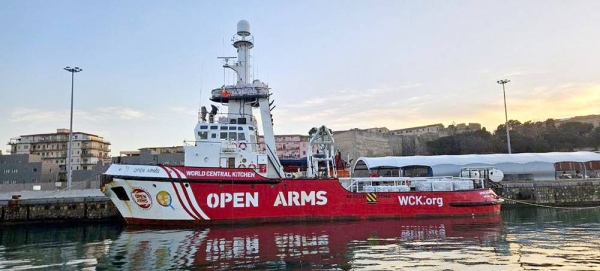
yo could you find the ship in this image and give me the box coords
[102,20,503,225]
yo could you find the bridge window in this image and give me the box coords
[200,125,208,129]
[210,125,218,130]
[220,132,227,140]
[229,132,237,141]
[238,127,243,130]
[198,131,208,140]
[211,133,217,139]
[238,133,246,141]
[220,126,228,130]
[229,126,237,131]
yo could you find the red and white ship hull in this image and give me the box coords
[104,166,502,226]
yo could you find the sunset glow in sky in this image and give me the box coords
[1,1,599,155]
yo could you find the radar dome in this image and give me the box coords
[488,169,504,183]
[237,20,251,36]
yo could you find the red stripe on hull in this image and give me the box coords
[177,182,207,220]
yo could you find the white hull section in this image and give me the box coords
[106,179,208,221]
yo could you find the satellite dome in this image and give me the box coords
[237,20,251,36]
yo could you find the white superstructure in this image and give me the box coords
[183,20,284,178]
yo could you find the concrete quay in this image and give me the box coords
[0,189,121,224]
[498,179,600,206]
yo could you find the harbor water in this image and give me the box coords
[1,206,599,270]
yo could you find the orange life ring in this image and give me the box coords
[239,142,247,150]
[238,164,246,168]
[248,163,256,169]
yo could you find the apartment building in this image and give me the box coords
[0,154,60,184]
[8,129,111,174]
[258,135,313,159]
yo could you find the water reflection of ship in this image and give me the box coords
[109,216,502,270]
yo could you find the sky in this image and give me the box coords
[1,0,600,156]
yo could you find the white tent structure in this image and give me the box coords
[353,152,600,181]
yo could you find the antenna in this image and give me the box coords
[198,62,203,111]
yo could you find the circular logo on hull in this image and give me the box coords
[131,188,152,209]
[156,191,172,207]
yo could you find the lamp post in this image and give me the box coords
[64,66,82,189]
[497,79,511,154]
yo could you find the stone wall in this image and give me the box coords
[0,198,120,223]
[334,130,393,164]
[499,180,600,205]
[334,130,434,164]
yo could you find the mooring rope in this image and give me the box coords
[500,196,600,210]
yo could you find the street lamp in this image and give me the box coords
[497,79,512,154]
[64,66,82,190]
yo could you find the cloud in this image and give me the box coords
[500,68,549,78]
[274,82,600,135]
[473,83,600,131]
[98,107,148,120]
[9,108,66,123]
[284,83,421,109]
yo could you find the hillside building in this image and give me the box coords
[258,135,313,159]
[389,124,444,136]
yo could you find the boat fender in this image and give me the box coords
[239,142,247,150]
[248,163,256,169]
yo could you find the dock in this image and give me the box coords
[0,189,120,224]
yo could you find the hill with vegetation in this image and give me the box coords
[426,119,600,155]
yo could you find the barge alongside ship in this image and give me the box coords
[103,20,503,225]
